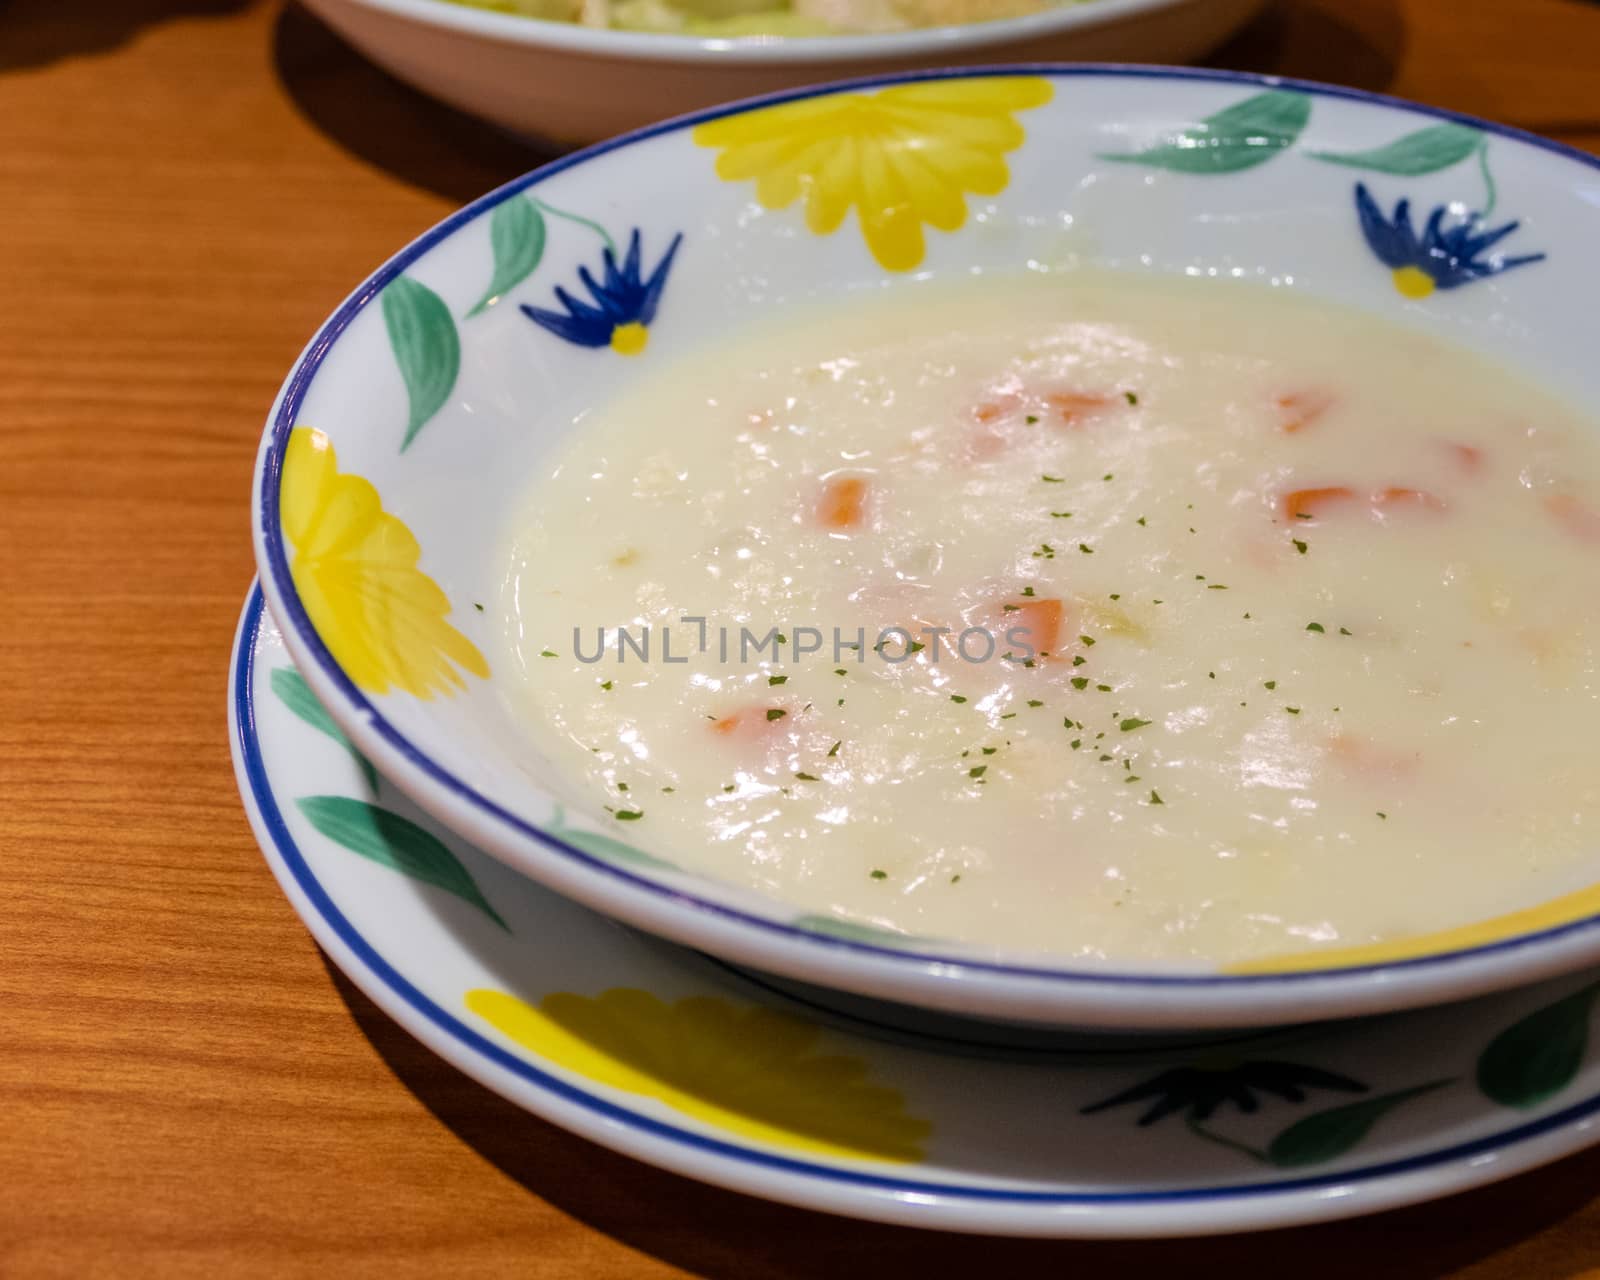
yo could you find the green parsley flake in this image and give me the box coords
[1285,706,1301,715]
[1293,538,1308,555]
[768,675,788,686]
[870,869,887,880]
[1021,586,1036,597]
[969,765,988,779]
[1042,474,1064,483]
[766,708,787,722]
[1306,622,1325,633]
[1149,790,1164,805]
[1264,680,1277,690]
[1119,718,1151,732]
[981,747,998,755]
[1096,684,1113,692]
[827,741,841,758]
[834,668,847,676]
[540,649,557,658]
[614,810,643,821]
[1070,739,1082,749]
[473,602,485,612]
[1377,812,1388,820]
[600,680,613,691]
[1340,627,1353,636]
[1027,699,1044,708]
[794,772,819,782]
[950,694,968,704]
[1137,517,1147,526]
[1026,414,1039,424]
[1124,391,1138,405]
[1052,511,1073,519]
[1071,677,1089,690]
[1080,635,1096,647]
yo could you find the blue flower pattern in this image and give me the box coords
[1354,182,1545,297]
[521,229,683,355]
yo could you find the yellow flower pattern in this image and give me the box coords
[693,77,1053,272]
[281,427,488,698]
[467,987,931,1162]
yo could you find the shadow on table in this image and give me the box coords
[323,954,1599,1280]
[1206,0,1406,94]
[271,2,554,206]
[0,0,255,72]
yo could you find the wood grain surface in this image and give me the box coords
[3,1,1599,1275]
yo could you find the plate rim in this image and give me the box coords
[231,582,1600,1236]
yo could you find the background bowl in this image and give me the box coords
[253,65,1600,1030]
[298,0,1269,145]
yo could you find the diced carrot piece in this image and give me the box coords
[1373,487,1447,513]
[1329,733,1420,781]
[995,597,1066,661]
[817,475,869,530]
[966,431,1007,461]
[1278,389,1336,434]
[709,707,790,741]
[1443,442,1484,473]
[1282,486,1357,523]
[1545,494,1600,543]
[1047,392,1115,427]
[972,400,1015,424]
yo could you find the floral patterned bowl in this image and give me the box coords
[299,0,1268,146]
[252,66,1600,1032]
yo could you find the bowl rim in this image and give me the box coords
[254,63,1600,1011]
[323,0,1225,64]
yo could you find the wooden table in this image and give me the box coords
[5,1,1600,1274]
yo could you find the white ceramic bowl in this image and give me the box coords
[299,0,1268,145]
[253,66,1600,1030]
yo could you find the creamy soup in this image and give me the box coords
[499,273,1600,965]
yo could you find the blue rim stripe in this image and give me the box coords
[258,64,1600,989]
[237,584,1600,1205]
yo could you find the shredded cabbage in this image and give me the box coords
[441,0,1072,35]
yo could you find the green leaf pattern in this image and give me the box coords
[1478,982,1600,1109]
[382,276,461,452]
[549,805,679,872]
[296,795,508,931]
[268,667,378,793]
[467,197,548,318]
[792,914,920,946]
[1101,90,1312,174]
[1266,1080,1453,1167]
[1309,122,1484,175]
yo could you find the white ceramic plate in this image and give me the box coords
[252,66,1600,1031]
[302,0,1268,145]
[232,583,1600,1237]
